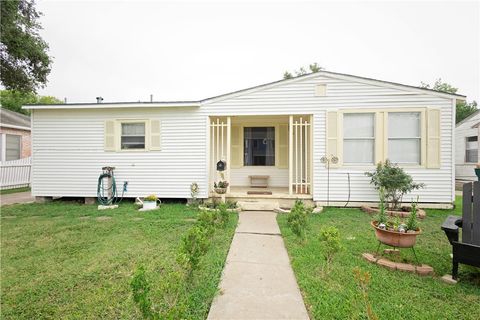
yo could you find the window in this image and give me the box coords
[121,122,145,149]
[343,113,375,164]
[6,134,21,161]
[388,112,421,164]
[244,127,275,166]
[466,136,478,163]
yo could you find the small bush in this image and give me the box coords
[375,187,388,224]
[365,160,424,210]
[131,265,156,319]
[287,200,311,239]
[319,226,342,263]
[177,225,211,277]
[406,197,419,231]
[217,202,230,227]
[197,210,216,236]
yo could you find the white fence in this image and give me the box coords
[0,157,32,190]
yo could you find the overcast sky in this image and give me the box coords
[36,0,479,103]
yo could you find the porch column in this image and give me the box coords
[289,115,293,195]
[226,116,231,194]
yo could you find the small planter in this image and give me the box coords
[371,221,421,248]
[214,188,227,194]
[143,201,157,210]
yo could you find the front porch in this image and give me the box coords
[209,115,313,201]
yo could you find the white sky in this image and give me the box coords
[36,0,480,103]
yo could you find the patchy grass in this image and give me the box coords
[1,201,237,319]
[0,186,30,195]
[278,197,480,319]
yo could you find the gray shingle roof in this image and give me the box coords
[0,107,31,129]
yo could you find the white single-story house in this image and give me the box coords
[25,71,465,208]
[455,110,479,181]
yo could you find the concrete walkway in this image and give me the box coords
[0,191,35,206]
[208,211,310,320]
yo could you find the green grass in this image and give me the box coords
[278,197,480,320]
[0,186,30,195]
[1,201,237,319]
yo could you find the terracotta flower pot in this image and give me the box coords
[371,221,421,248]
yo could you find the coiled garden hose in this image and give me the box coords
[97,171,127,205]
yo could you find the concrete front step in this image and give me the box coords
[237,200,279,211]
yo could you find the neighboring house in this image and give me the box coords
[455,110,480,181]
[0,107,31,162]
[24,71,465,207]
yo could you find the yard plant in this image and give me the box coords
[278,197,480,319]
[287,200,312,239]
[365,160,424,210]
[0,201,237,319]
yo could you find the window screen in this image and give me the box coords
[388,112,421,164]
[466,136,478,163]
[343,113,375,164]
[6,135,21,161]
[121,122,145,149]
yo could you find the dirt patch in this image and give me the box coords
[132,217,144,221]
[2,215,16,219]
[96,216,112,221]
[183,218,197,222]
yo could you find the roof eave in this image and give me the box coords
[23,102,201,110]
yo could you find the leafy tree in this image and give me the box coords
[0,89,62,114]
[420,78,478,123]
[283,62,324,79]
[1,0,52,92]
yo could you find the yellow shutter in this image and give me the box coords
[326,111,340,167]
[426,108,441,168]
[231,125,242,168]
[278,124,289,168]
[104,120,116,151]
[150,119,161,151]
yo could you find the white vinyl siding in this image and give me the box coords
[388,112,421,164]
[455,111,480,181]
[204,73,455,204]
[31,72,456,204]
[343,113,375,164]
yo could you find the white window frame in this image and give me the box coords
[465,135,478,163]
[342,112,375,165]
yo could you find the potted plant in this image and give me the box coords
[371,195,421,248]
[214,181,229,194]
[142,194,159,210]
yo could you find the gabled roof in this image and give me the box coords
[456,109,480,128]
[23,70,466,110]
[0,107,31,130]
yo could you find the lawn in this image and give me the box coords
[1,201,237,319]
[0,187,31,195]
[278,197,480,320]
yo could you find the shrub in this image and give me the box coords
[287,200,311,239]
[217,202,230,227]
[375,187,388,224]
[177,225,211,277]
[196,210,216,236]
[365,160,424,210]
[319,226,342,263]
[406,197,419,231]
[131,265,156,319]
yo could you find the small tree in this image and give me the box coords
[365,160,424,210]
[287,200,311,239]
[319,226,342,264]
[406,196,419,231]
[375,187,387,224]
[177,225,211,277]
